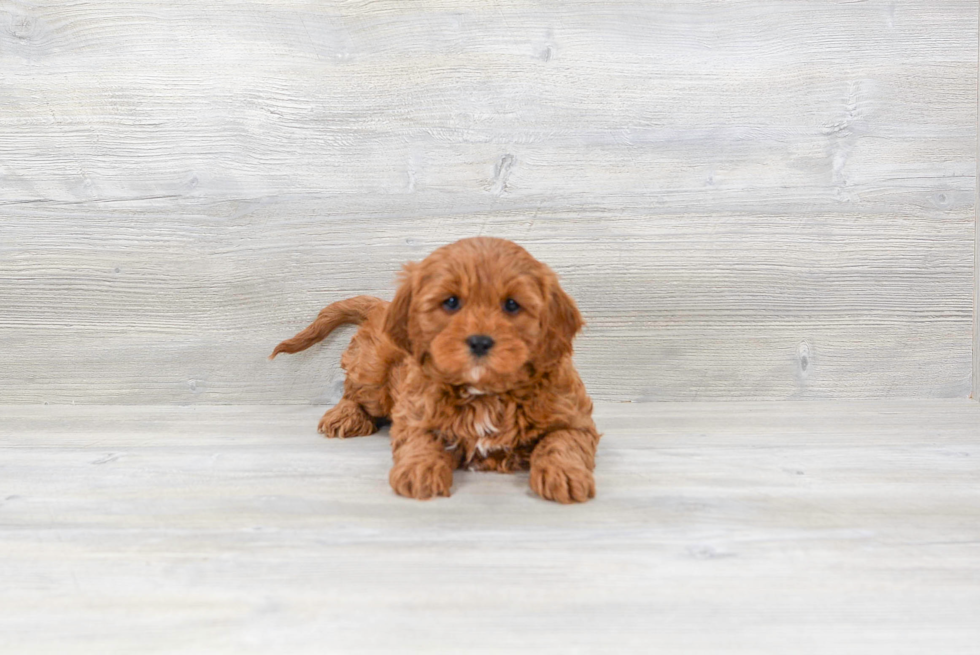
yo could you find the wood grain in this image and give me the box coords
[975,3,980,402]
[1,401,978,653]
[0,1,976,402]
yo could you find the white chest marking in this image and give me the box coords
[476,437,504,457]
[473,414,498,439]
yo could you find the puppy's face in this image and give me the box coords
[384,238,582,392]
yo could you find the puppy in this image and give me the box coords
[270,237,600,503]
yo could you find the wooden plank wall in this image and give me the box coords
[0,0,976,404]
[975,2,980,402]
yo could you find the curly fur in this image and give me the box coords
[271,237,600,503]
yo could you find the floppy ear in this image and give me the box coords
[539,277,583,367]
[383,264,416,353]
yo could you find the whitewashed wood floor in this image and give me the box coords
[1,401,978,654]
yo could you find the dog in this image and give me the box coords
[270,237,600,503]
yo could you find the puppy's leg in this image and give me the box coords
[529,429,599,504]
[318,398,377,438]
[317,307,401,437]
[388,428,456,500]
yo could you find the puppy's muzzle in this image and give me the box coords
[466,334,494,358]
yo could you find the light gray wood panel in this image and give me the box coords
[1,203,973,402]
[0,1,976,402]
[975,3,980,402]
[1,401,978,653]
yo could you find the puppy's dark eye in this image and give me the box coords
[503,298,521,314]
[442,296,461,312]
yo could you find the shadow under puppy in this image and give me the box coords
[270,237,600,503]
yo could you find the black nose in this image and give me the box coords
[467,334,495,357]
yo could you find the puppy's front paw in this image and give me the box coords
[389,457,453,500]
[318,399,376,438]
[530,458,595,504]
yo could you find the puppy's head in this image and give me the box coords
[384,237,582,392]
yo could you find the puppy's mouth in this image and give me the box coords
[466,365,485,383]
[424,357,517,394]
[448,361,498,388]
[457,360,532,395]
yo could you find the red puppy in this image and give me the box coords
[271,237,599,503]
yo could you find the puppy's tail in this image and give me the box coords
[269,295,385,359]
